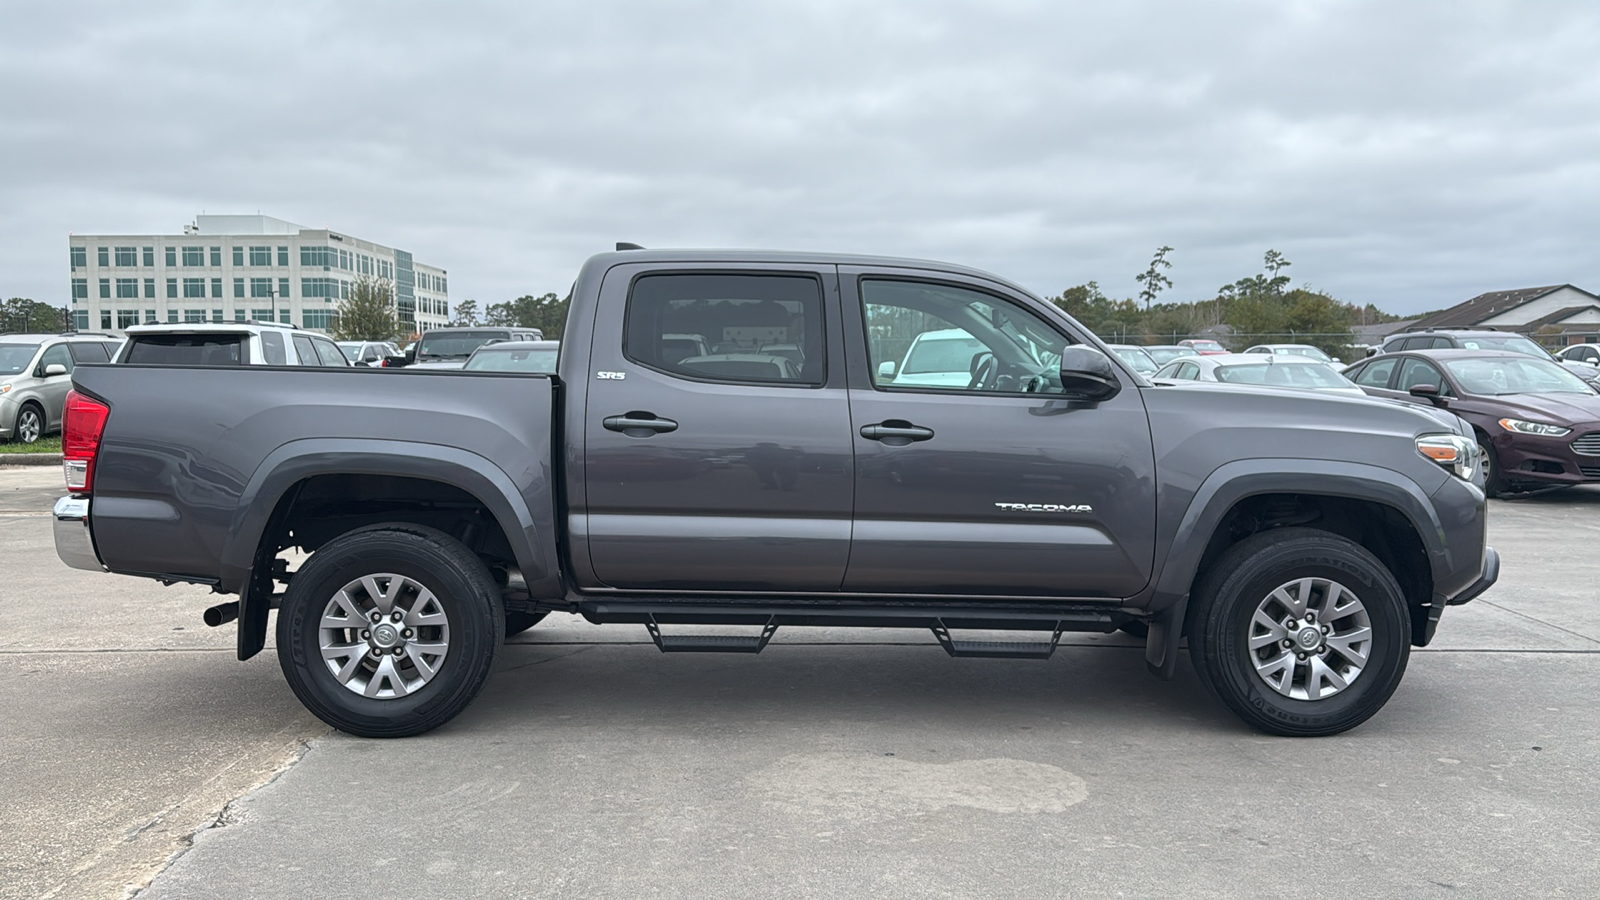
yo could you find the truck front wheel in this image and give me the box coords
[276,525,504,738]
[1187,527,1411,737]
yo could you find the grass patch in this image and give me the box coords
[0,435,61,454]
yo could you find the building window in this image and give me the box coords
[99,278,110,298]
[212,309,223,323]
[117,309,139,329]
[303,309,336,329]
[251,277,272,298]
[210,246,222,267]
[233,246,244,267]
[98,247,109,267]
[251,308,274,321]
[167,310,179,323]
[72,278,88,299]
[142,247,155,267]
[184,309,207,323]
[165,246,177,267]
[280,309,291,324]
[183,278,206,298]
[235,309,246,322]
[277,246,289,266]
[100,310,112,329]
[116,278,139,299]
[113,246,135,267]
[166,278,178,298]
[278,277,290,300]
[73,310,89,330]
[71,246,86,269]
[143,278,155,299]
[183,246,204,267]
[211,278,222,298]
[250,246,271,266]
[233,278,245,298]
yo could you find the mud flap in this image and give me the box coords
[1145,595,1189,680]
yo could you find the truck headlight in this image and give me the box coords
[1498,418,1571,437]
[1416,434,1480,481]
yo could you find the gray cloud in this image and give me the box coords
[3,0,1598,314]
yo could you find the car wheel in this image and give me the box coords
[276,524,504,738]
[15,403,44,444]
[1187,527,1410,737]
[505,611,548,637]
[1476,435,1502,499]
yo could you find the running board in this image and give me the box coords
[645,616,779,654]
[931,619,1064,660]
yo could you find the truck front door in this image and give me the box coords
[579,264,854,591]
[839,268,1157,599]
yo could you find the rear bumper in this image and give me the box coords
[54,496,106,572]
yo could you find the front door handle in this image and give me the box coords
[860,420,935,446]
[603,411,679,437]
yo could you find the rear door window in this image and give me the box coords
[312,338,348,367]
[624,273,825,386]
[292,334,320,365]
[67,342,109,364]
[123,334,247,366]
[1354,356,1399,388]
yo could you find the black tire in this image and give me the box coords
[276,524,504,738]
[505,611,548,638]
[14,403,44,444]
[1477,434,1502,499]
[1187,527,1411,737]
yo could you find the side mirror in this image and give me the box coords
[43,363,68,377]
[1059,347,1122,403]
[877,360,896,379]
[405,348,416,363]
[1408,383,1448,407]
[1365,347,1378,358]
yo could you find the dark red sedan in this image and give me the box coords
[1343,349,1600,496]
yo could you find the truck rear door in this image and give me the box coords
[837,266,1157,599]
[578,263,855,591]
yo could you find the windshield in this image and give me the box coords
[1216,362,1352,388]
[464,347,559,373]
[903,334,984,374]
[0,343,41,376]
[1444,357,1595,395]
[338,344,361,362]
[1455,335,1550,358]
[1112,348,1158,374]
[1187,340,1225,351]
[1146,347,1197,365]
[416,330,508,359]
[1277,346,1333,363]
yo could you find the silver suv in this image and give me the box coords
[117,321,349,368]
[0,333,123,443]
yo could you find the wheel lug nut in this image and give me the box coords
[1286,620,1298,630]
[1305,612,1315,623]
[391,612,403,623]
[370,612,382,623]
[1282,639,1293,648]
[403,629,413,638]
[392,647,404,656]
[362,630,371,639]
[1297,652,1308,660]
[1321,625,1330,634]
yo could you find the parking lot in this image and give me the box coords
[2,463,1598,899]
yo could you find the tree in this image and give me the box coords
[331,277,399,341]
[1263,249,1292,281]
[1135,246,1174,309]
[1,298,67,333]
[450,299,479,327]
[485,292,569,338]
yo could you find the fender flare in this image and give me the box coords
[224,439,558,660]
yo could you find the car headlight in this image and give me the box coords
[1416,434,1480,481]
[0,384,10,394]
[1498,418,1571,437]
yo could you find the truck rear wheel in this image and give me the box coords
[276,524,504,738]
[1187,527,1410,737]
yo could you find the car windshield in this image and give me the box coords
[1146,347,1197,365]
[903,334,984,374]
[1188,340,1225,351]
[464,347,559,373]
[416,331,507,359]
[1216,361,1352,388]
[0,343,41,375]
[1455,335,1549,358]
[1279,346,1333,363]
[338,344,362,361]
[1444,357,1595,395]
[1112,348,1158,374]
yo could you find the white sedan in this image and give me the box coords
[1153,354,1365,396]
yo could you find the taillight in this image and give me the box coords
[62,390,110,493]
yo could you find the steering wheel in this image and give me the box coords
[968,352,998,391]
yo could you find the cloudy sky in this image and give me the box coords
[3,0,1597,315]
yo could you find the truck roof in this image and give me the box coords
[583,249,1039,298]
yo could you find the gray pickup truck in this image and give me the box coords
[54,249,1498,738]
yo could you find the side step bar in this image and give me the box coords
[645,616,779,654]
[931,619,1065,660]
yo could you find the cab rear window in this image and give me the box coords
[123,334,248,366]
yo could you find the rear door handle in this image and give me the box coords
[603,411,679,437]
[859,420,934,445]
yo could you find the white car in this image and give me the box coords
[338,340,401,367]
[1556,343,1600,367]
[1153,353,1365,396]
[1243,343,1339,364]
[676,353,799,381]
[117,321,349,367]
[877,328,986,387]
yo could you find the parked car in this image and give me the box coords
[463,340,560,373]
[1374,328,1600,386]
[1153,354,1365,397]
[1244,343,1339,364]
[1555,343,1600,367]
[1143,345,1201,366]
[877,327,985,387]
[338,341,402,367]
[116,321,349,368]
[406,327,545,369]
[1178,338,1229,355]
[1343,348,1600,496]
[1106,344,1159,376]
[54,247,1496,740]
[0,333,122,443]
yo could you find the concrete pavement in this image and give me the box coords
[2,465,1597,899]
